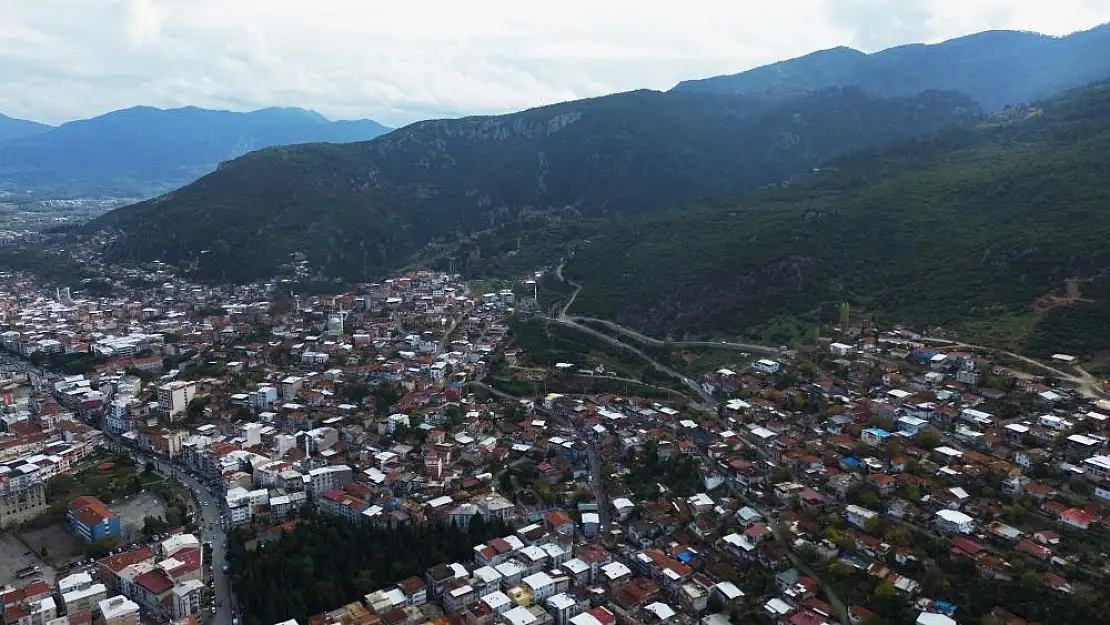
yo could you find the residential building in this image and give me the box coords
[98,597,140,625]
[67,496,120,544]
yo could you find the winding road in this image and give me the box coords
[920,336,1106,398]
[542,314,717,408]
[570,316,781,355]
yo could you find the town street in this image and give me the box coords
[107,436,235,625]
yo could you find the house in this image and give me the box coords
[861,428,892,447]
[897,416,929,436]
[67,496,121,544]
[935,510,973,534]
[844,505,878,530]
[916,613,957,625]
[544,510,575,536]
[611,498,635,521]
[1060,508,1096,531]
[753,359,780,374]
[546,593,583,625]
[395,577,427,607]
[521,572,556,602]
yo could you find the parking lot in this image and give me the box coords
[0,533,56,587]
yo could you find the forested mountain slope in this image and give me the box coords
[565,82,1110,358]
[87,88,978,282]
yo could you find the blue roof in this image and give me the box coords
[677,552,693,563]
[842,457,861,466]
[864,427,892,438]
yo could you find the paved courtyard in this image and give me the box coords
[19,523,84,567]
[111,490,168,543]
[0,532,56,587]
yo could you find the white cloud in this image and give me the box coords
[124,0,172,49]
[0,0,1107,126]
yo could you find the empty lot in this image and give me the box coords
[0,533,56,587]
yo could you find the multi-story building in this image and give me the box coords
[0,462,47,528]
[6,596,56,625]
[157,381,196,419]
[60,584,106,616]
[1083,455,1110,482]
[56,573,106,615]
[97,597,140,625]
[521,572,556,602]
[308,465,352,496]
[546,593,584,625]
[170,580,204,618]
[67,497,120,544]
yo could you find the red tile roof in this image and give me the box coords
[69,496,118,526]
[1,581,51,608]
[135,570,174,595]
[99,545,153,573]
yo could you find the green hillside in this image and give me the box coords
[87,88,978,282]
[564,83,1110,360]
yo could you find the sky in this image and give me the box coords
[1,0,1109,128]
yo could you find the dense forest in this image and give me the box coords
[561,82,1110,359]
[227,514,511,625]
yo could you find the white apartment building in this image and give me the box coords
[157,381,196,418]
[308,465,352,495]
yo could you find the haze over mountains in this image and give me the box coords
[0,106,391,199]
[17,22,1110,350]
[673,24,1110,111]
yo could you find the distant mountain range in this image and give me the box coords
[87,87,979,282]
[673,24,1110,111]
[0,106,391,198]
[0,113,52,142]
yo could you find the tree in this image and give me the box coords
[917,429,943,448]
[187,397,210,419]
[353,570,376,594]
[85,537,118,558]
[143,515,169,536]
[498,471,514,496]
[864,516,881,535]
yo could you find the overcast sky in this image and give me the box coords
[2,0,1109,127]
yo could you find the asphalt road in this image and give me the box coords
[110,438,234,625]
[584,440,611,534]
[153,457,233,625]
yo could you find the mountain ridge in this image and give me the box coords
[0,105,391,199]
[87,87,980,282]
[0,113,53,143]
[672,24,1110,111]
